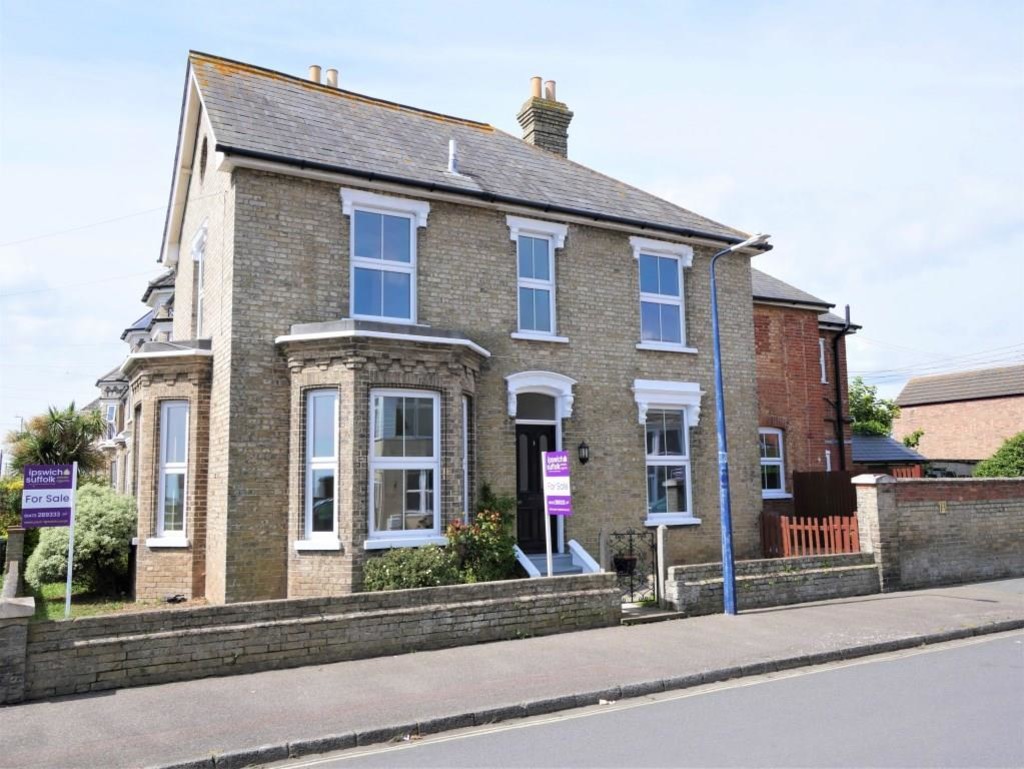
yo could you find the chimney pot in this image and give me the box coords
[308,64,322,84]
[325,68,338,88]
[517,78,573,157]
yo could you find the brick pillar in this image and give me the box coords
[2,527,25,598]
[0,599,34,703]
[853,474,900,591]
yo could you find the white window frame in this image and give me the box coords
[341,188,429,325]
[151,400,189,547]
[819,338,828,383]
[365,388,445,549]
[630,236,695,353]
[298,389,340,550]
[506,215,568,342]
[644,408,696,527]
[462,395,471,524]
[759,427,790,499]
[192,224,208,339]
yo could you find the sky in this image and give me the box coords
[1,0,1022,442]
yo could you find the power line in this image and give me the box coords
[850,343,1024,375]
[0,269,166,299]
[0,189,227,249]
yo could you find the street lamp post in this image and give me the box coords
[710,232,770,615]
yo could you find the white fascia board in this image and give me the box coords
[120,348,213,374]
[161,70,207,267]
[275,328,491,358]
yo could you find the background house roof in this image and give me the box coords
[141,269,176,303]
[189,52,749,244]
[852,434,926,464]
[751,268,831,308]
[896,364,1024,406]
[120,309,155,340]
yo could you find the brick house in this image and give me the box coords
[103,52,779,604]
[893,364,1024,476]
[751,269,858,517]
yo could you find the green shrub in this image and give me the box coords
[447,508,517,583]
[363,545,460,591]
[0,476,22,538]
[973,432,1024,477]
[25,485,136,595]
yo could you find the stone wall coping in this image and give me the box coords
[667,552,869,575]
[0,597,35,619]
[852,473,896,485]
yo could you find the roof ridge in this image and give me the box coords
[490,126,747,240]
[189,50,493,131]
[905,362,1024,383]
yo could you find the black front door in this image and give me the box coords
[516,423,557,553]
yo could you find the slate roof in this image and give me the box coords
[189,52,751,244]
[95,365,127,386]
[896,364,1024,407]
[751,268,831,308]
[141,269,176,303]
[852,434,925,464]
[121,309,155,340]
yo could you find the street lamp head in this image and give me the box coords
[728,233,770,253]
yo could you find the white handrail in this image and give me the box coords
[567,539,602,573]
[513,544,542,578]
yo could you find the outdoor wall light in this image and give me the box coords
[577,441,590,465]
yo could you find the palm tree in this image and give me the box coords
[6,403,107,474]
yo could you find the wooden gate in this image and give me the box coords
[793,471,856,517]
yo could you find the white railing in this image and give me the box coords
[567,539,602,573]
[513,544,541,577]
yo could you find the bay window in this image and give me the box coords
[301,389,339,547]
[367,390,443,548]
[155,400,188,544]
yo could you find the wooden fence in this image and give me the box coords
[761,513,861,558]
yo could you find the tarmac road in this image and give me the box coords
[284,633,1024,769]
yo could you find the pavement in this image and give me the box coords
[1,578,1022,769]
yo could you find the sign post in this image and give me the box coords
[21,463,78,618]
[541,450,573,578]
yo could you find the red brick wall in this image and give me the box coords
[893,396,1024,462]
[754,304,853,514]
[894,478,1024,503]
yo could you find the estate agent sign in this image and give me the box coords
[21,463,79,617]
[21,464,76,527]
[541,451,573,517]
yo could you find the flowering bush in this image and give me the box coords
[363,545,460,591]
[446,507,516,584]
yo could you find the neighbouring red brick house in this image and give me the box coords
[893,364,1024,476]
[752,269,858,521]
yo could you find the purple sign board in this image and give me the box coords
[542,450,573,517]
[22,464,76,528]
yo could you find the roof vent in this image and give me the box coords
[447,139,459,174]
[325,68,338,88]
[308,64,322,84]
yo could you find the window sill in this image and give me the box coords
[347,315,428,327]
[363,535,448,551]
[295,538,342,552]
[636,342,699,354]
[644,515,701,527]
[145,537,190,549]
[510,332,570,344]
[762,492,793,500]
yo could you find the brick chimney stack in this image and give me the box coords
[516,76,573,157]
